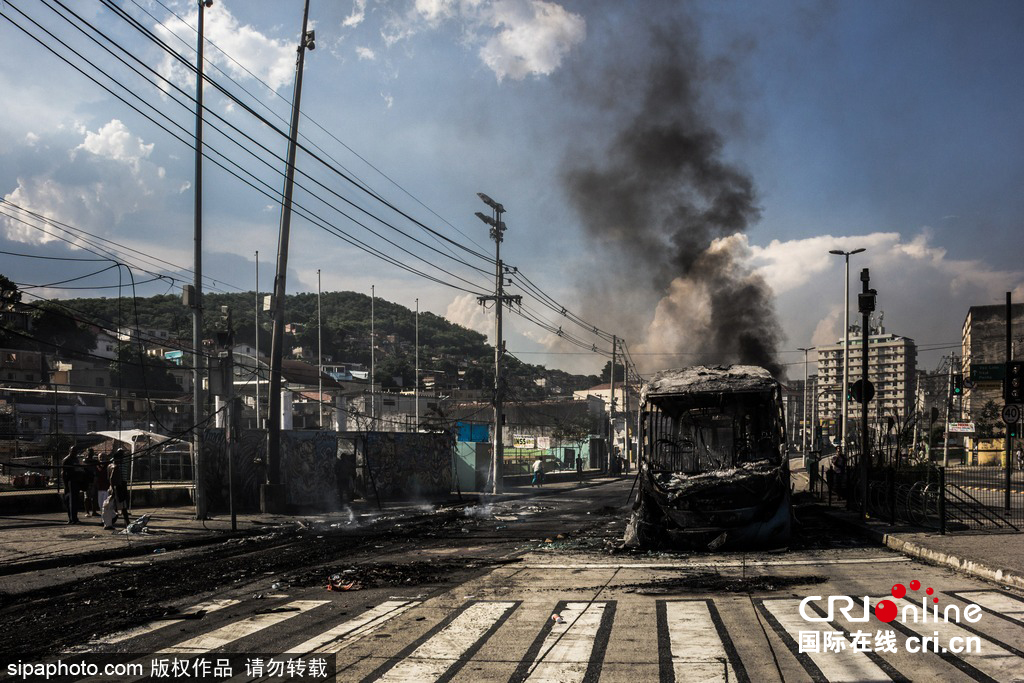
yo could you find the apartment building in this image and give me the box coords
[816,326,917,438]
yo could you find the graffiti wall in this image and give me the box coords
[279,430,342,510]
[352,432,453,501]
[201,428,264,514]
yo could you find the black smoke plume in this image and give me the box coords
[562,24,784,377]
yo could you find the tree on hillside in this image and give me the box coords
[109,345,182,393]
[29,302,97,358]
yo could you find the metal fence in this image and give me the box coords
[814,457,1023,533]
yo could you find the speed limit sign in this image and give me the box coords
[1003,403,1022,425]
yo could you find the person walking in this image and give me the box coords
[82,448,98,517]
[105,448,131,530]
[95,451,110,514]
[575,454,583,483]
[531,457,545,487]
[60,446,81,525]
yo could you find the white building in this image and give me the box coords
[816,326,917,437]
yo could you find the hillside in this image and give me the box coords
[62,290,601,397]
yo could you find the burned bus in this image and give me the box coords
[624,365,791,550]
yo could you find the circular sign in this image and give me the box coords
[1003,403,1022,425]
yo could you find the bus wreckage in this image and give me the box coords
[624,365,791,551]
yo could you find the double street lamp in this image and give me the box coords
[829,248,865,458]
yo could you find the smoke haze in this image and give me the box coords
[562,21,784,377]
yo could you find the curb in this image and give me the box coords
[821,509,1024,591]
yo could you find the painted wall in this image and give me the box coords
[352,431,453,501]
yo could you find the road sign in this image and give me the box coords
[947,422,975,434]
[851,379,874,404]
[1002,403,1022,425]
[971,363,1005,382]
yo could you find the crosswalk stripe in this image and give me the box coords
[290,600,420,655]
[867,594,1024,682]
[362,601,518,683]
[160,600,330,654]
[659,600,747,683]
[950,590,1024,625]
[74,598,242,649]
[760,598,894,682]
[511,601,614,683]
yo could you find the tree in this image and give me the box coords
[29,302,97,358]
[552,417,591,459]
[109,345,181,393]
[600,360,626,384]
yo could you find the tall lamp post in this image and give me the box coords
[266,3,315,512]
[829,248,865,460]
[798,347,813,467]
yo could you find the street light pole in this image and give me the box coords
[192,0,212,520]
[415,297,419,432]
[476,194,521,495]
[266,1,315,511]
[798,347,813,467]
[829,248,865,461]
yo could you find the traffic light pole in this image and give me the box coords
[1007,291,1012,511]
[943,354,953,468]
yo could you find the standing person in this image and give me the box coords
[106,448,130,530]
[60,446,81,525]
[82,449,98,517]
[95,451,110,515]
[531,457,544,487]
[575,454,583,483]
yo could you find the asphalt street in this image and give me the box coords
[6,478,1023,682]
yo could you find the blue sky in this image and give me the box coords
[1,0,1022,377]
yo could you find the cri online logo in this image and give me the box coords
[800,579,983,624]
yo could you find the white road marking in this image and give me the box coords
[375,601,516,682]
[954,590,1024,623]
[291,600,420,654]
[522,602,608,683]
[160,600,329,654]
[664,601,735,683]
[868,595,1024,681]
[75,598,241,649]
[762,598,892,682]
[522,556,910,570]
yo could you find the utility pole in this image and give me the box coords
[798,347,812,467]
[414,297,419,433]
[370,285,375,430]
[254,250,260,430]
[266,0,315,512]
[609,336,617,472]
[191,0,212,520]
[475,193,521,495]
[317,268,323,429]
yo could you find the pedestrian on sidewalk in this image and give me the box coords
[95,451,110,514]
[60,446,81,525]
[532,457,545,487]
[82,448,98,517]
[104,448,130,530]
[576,455,583,483]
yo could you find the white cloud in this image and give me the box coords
[24,132,39,146]
[479,0,586,81]
[343,0,368,28]
[356,46,377,60]
[154,4,295,93]
[1,121,173,248]
[77,119,154,169]
[445,293,492,339]
[381,92,395,108]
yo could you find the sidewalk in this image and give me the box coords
[0,473,627,577]
[792,457,1024,591]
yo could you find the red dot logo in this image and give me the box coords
[926,587,934,595]
[876,599,898,623]
[892,583,906,599]
[934,597,939,603]
[910,580,921,591]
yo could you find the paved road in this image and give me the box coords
[31,480,1024,681]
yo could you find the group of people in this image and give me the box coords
[60,446,131,529]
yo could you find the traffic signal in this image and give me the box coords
[1006,361,1024,403]
[952,375,963,396]
[847,382,855,401]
